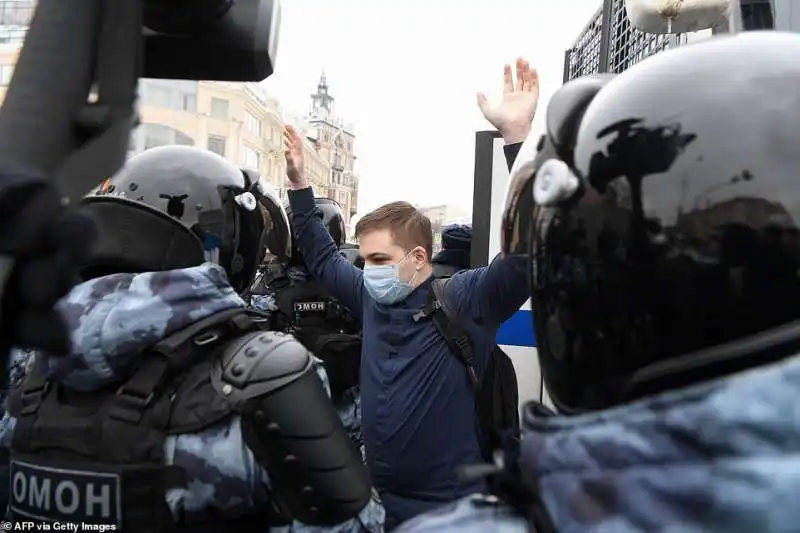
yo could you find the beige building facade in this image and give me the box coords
[0,39,360,223]
[130,78,358,220]
[304,73,359,219]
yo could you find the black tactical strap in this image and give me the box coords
[426,279,479,387]
[17,357,49,416]
[110,308,265,425]
[12,358,50,451]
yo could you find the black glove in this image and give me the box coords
[0,178,96,356]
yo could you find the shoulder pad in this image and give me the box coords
[211,331,314,404]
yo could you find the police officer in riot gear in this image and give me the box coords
[252,197,365,455]
[395,31,800,533]
[1,146,371,531]
[282,198,363,407]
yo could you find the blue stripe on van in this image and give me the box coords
[496,309,536,347]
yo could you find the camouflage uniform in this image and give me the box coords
[0,263,382,531]
[395,354,800,532]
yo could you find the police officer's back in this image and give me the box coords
[1,147,371,531]
[396,31,800,533]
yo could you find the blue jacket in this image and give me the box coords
[287,144,527,527]
[394,355,800,533]
[0,263,383,531]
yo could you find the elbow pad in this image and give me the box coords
[211,331,371,525]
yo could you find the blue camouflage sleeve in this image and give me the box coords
[392,496,529,533]
[0,348,32,444]
[0,348,31,515]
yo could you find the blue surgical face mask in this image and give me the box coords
[363,252,418,305]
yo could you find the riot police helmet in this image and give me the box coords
[241,167,292,265]
[81,145,273,294]
[502,31,800,413]
[285,196,347,262]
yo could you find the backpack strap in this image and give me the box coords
[426,278,479,387]
[431,263,462,279]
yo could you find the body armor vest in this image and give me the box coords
[7,309,271,532]
[270,276,362,399]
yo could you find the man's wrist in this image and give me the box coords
[500,125,532,145]
[288,173,311,190]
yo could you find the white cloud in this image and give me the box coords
[262,0,602,212]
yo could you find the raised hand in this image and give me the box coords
[477,57,539,144]
[283,125,308,189]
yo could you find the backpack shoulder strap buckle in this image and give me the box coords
[115,385,155,410]
[417,280,445,321]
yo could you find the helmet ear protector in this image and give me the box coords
[239,168,292,264]
[206,179,270,292]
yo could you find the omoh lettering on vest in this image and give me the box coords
[294,301,326,312]
[9,460,121,526]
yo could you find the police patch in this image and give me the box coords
[9,459,122,526]
[293,301,326,312]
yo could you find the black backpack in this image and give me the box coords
[425,277,520,462]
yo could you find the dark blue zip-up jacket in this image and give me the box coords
[287,143,526,529]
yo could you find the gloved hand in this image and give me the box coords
[0,179,96,356]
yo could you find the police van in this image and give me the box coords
[471,131,550,409]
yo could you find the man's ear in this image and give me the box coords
[413,246,427,268]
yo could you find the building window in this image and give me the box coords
[182,93,197,112]
[140,80,197,112]
[145,85,172,108]
[143,124,194,150]
[240,144,260,169]
[128,131,138,152]
[207,135,227,157]
[0,27,25,44]
[210,97,229,119]
[0,2,35,27]
[244,111,262,136]
[740,0,774,30]
[0,64,13,86]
